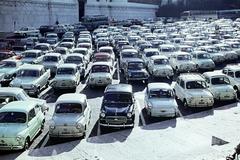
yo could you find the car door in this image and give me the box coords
[27,108,39,140]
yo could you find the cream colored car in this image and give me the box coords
[88,62,113,88]
[170,52,197,73]
[202,71,237,101]
[148,55,174,79]
[222,65,240,92]
[174,74,214,108]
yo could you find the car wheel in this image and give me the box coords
[23,138,30,151]
[183,99,188,108]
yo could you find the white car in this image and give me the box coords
[88,62,113,87]
[49,93,91,138]
[145,83,178,118]
[72,48,91,63]
[51,64,80,91]
[169,52,197,73]
[21,50,44,64]
[147,55,174,79]
[222,65,240,92]
[142,48,160,65]
[202,71,237,101]
[174,74,214,108]
[41,53,64,75]
[158,44,177,58]
[215,43,238,61]
[192,51,215,71]
[198,46,225,64]
[99,46,115,61]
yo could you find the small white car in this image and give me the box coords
[41,53,64,75]
[202,71,237,101]
[10,64,50,96]
[88,62,113,87]
[21,50,44,64]
[0,101,45,150]
[215,43,238,61]
[72,48,90,63]
[222,65,240,92]
[0,87,49,113]
[49,93,91,138]
[147,55,174,79]
[192,51,215,71]
[174,74,214,108]
[170,52,197,73]
[119,49,139,69]
[99,46,115,61]
[51,64,80,91]
[198,46,225,64]
[142,48,160,65]
[145,83,178,118]
[33,43,51,54]
[158,44,177,58]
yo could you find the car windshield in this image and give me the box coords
[220,46,231,51]
[55,103,82,114]
[197,53,210,59]
[100,49,111,54]
[181,48,193,53]
[235,71,240,78]
[92,65,110,73]
[154,59,169,65]
[232,44,240,48]
[149,89,174,98]
[55,49,66,55]
[43,56,58,62]
[0,61,16,67]
[161,48,173,52]
[0,112,26,123]
[59,44,73,49]
[211,77,230,85]
[94,57,110,62]
[66,56,83,63]
[57,68,74,75]
[186,80,207,89]
[17,69,40,77]
[206,48,218,53]
[73,50,87,55]
[24,52,37,58]
[104,93,132,104]
[34,45,48,51]
[128,62,144,70]
[145,52,159,57]
[122,52,138,58]
[177,55,191,61]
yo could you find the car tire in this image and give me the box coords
[183,99,188,108]
[23,138,30,151]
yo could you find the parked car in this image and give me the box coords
[0,59,22,85]
[191,51,215,71]
[41,53,64,76]
[65,53,86,79]
[215,43,238,62]
[202,71,237,101]
[92,52,114,67]
[169,52,197,73]
[51,64,80,91]
[222,65,240,93]
[99,84,135,129]
[142,48,160,65]
[123,58,149,84]
[98,46,115,60]
[174,74,214,108]
[198,46,225,64]
[49,93,91,138]
[21,49,44,64]
[88,62,113,88]
[119,49,139,69]
[10,64,50,96]
[0,101,45,150]
[145,83,179,117]
[0,87,48,113]
[33,43,51,54]
[147,55,174,79]
[72,48,90,63]
[54,47,70,60]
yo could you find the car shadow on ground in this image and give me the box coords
[28,138,82,157]
[141,117,177,130]
[80,85,105,99]
[0,150,22,160]
[87,125,133,144]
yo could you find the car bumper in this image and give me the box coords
[99,123,134,128]
[88,80,112,86]
[49,132,84,138]
[188,101,214,107]
[0,145,24,150]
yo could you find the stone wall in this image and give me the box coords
[85,0,158,20]
[0,0,79,32]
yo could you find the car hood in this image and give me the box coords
[186,89,213,97]
[196,59,214,64]
[128,69,147,73]
[0,68,16,74]
[0,124,26,138]
[148,98,177,109]
[153,65,172,70]
[102,103,133,116]
[53,75,76,81]
[90,72,111,78]
[52,114,84,126]
[43,62,59,67]
[22,57,36,63]
[11,77,38,85]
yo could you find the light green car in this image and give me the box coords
[0,101,45,150]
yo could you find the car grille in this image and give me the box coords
[105,116,127,124]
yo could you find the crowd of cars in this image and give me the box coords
[1,18,240,150]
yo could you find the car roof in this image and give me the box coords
[56,93,86,104]
[73,48,88,51]
[144,48,159,52]
[150,55,168,60]
[126,58,144,63]
[148,83,172,90]
[224,64,240,71]
[0,101,37,113]
[92,61,111,66]
[179,73,205,81]
[19,64,43,70]
[66,53,84,57]
[58,63,77,69]
[105,84,132,93]
[23,49,42,53]
[203,71,226,78]
[0,87,24,95]
[121,49,138,53]
[44,53,61,57]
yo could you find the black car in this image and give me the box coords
[99,84,135,130]
[123,58,149,84]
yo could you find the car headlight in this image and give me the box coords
[147,102,152,109]
[127,112,132,118]
[76,123,84,130]
[4,74,12,79]
[31,84,37,88]
[100,112,105,118]
[50,125,55,130]
[16,136,23,142]
[90,78,94,81]
[187,97,194,102]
